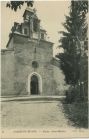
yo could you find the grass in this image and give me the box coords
[62,101,88,128]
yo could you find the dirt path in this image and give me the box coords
[1,100,74,129]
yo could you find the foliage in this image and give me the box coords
[6,1,33,11]
[57,0,88,86]
[62,101,88,128]
[65,86,79,103]
[73,0,88,14]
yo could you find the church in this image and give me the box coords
[1,7,67,96]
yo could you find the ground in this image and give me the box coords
[1,99,74,129]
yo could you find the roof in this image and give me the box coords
[23,7,35,17]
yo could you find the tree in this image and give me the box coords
[57,0,88,94]
[6,1,34,11]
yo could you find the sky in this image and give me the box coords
[1,1,70,56]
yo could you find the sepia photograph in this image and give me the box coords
[0,0,88,138]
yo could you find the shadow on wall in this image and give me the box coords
[53,65,69,96]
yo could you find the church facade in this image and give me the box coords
[1,8,66,96]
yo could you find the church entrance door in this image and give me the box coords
[30,75,39,95]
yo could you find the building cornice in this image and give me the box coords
[6,32,54,47]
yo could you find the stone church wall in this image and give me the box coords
[13,34,55,96]
[1,34,68,96]
[1,50,15,96]
[52,58,69,95]
[53,65,69,96]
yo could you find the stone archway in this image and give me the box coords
[28,72,42,95]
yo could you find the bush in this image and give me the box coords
[65,85,82,103]
[62,102,88,128]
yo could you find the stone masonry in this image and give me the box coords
[1,7,67,96]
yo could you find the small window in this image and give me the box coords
[41,33,45,40]
[33,19,38,32]
[24,28,28,35]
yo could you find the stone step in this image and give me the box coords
[1,95,66,102]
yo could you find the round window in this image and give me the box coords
[32,61,39,68]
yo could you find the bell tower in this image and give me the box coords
[7,7,48,50]
[23,7,40,39]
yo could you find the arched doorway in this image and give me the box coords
[31,75,39,95]
[28,72,42,95]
